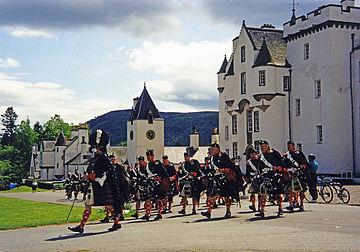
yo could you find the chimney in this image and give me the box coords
[341,0,355,9]
[211,128,219,145]
[133,97,139,108]
[189,126,199,149]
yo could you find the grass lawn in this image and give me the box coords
[0,197,104,230]
[0,185,50,193]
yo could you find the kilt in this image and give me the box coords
[91,179,115,206]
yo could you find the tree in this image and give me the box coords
[14,119,38,180]
[33,121,44,142]
[42,114,71,140]
[1,107,18,146]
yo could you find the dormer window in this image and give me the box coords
[148,111,153,124]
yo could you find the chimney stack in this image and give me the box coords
[190,126,199,149]
[341,0,355,9]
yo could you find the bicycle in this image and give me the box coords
[305,176,333,203]
[329,181,351,204]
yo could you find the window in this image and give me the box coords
[259,70,266,86]
[297,143,303,151]
[315,80,321,99]
[283,76,291,91]
[241,72,246,94]
[56,147,59,152]
[233,142,238,158]
[247,110,253,133]
[56,163,59,169]
[295,99,301,116]
[254,140,260,152]
[232,115,238,134]
[304,43,310,60]
[254,111,260,132]
[241,46,246,63]
[225,126,229,141]
[316,125,323,144]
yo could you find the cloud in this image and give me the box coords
[0,72,126,124]
[0,57,20,68]
[0,0,182,38]
[125,40,232,109]
[8,27,56,39]
[199,0,335,28]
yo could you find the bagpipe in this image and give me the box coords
[178,171,196,198]
[250,168,285,196]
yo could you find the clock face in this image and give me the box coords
[130,130,134,140]
[146,130,156,140]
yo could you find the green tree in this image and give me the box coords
[33,121,44,142]
[0,145,20,182]
[42,114,71,140]
[1,107,18,146]
[14,119,38,180]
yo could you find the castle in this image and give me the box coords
[217,0,360,176]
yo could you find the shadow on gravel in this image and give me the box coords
[46,230,109,242]
[166,214,196,219]
[238,210,255,214]
[245,215,282,222]
[192,216,238,223]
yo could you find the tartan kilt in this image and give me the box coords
[91,179,115,206]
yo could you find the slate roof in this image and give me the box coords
[225,58,234,76]
[253,38,273,67]
[217,55,228,74]
[55,132,67,146]
[130,85,162,120]
[245,26,287,67]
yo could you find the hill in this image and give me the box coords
[87,110,219,146]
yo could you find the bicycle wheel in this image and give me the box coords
[339,188,350,204]
[320,185,333,203]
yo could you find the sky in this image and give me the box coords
[0,0,345,125]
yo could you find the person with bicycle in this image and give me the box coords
[284,141,308,212]
[307,154,318,203]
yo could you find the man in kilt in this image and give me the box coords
[201,143,238,219]
[283,141,308,212]
[68,130,125,233]
[144,150,170,221]
[162,155,178,213]
[257,140,288,218]
[246,149,265,212]
[178,152,203,215]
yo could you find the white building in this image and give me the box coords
[218,22,291,161]
[30,124,92,180]
[217,0,360,176]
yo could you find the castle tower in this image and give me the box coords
[127,84,164,165]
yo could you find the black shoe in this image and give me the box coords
[277,209,284,216]
[191,209,196,215]
[108,223,121,232]
[249,205,257,212]
[299,205,304,212]
[154,214,162,221]
[224,212,231,218]
[68,225,84,234]
[100,216,111,223]
[286,205,294,213]
[131,212,139,219]
[255,212,265,219]
[140,215,150,221]
[178,209,186,215]
[201,211,211,219]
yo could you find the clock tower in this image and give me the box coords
[127,84,164,165]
